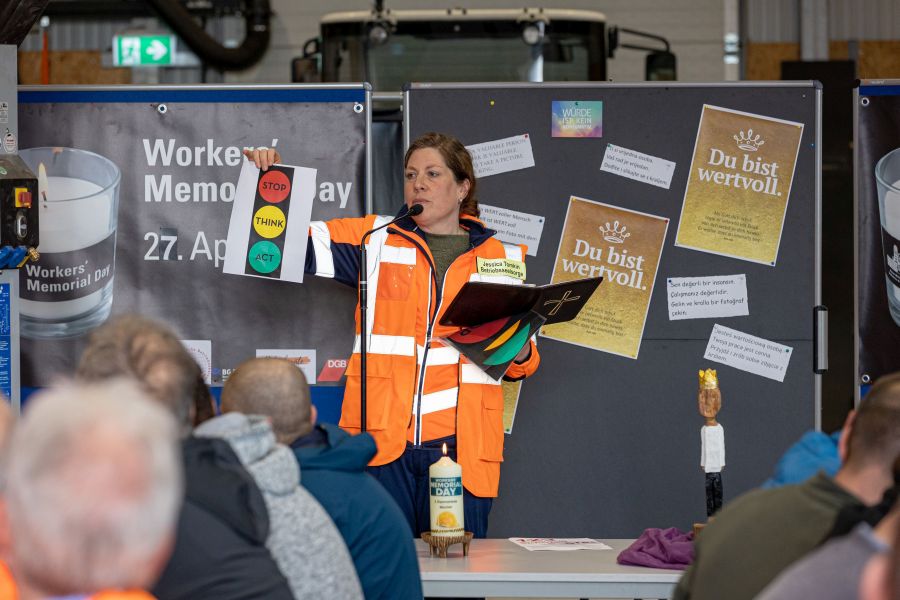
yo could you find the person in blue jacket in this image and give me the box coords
[221,357,424,600]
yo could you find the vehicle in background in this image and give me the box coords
[294,8,675,88]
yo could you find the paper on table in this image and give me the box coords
[508,538,613,551]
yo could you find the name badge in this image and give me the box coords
[476,257,526,280]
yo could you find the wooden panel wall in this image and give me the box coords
[746,40,900,79]
[17,51,131,84]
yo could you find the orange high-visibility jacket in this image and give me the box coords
[307,210,540,497]
[0,560,156,600]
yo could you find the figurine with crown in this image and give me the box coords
[698,368,725,516]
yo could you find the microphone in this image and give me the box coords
[360,203,422,249]
[358,202,422,432]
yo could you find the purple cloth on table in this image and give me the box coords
[616,527,694,570]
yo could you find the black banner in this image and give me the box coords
[18,87,368,388]
[857,84,900,383]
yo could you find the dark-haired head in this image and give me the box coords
[405,132,478,217]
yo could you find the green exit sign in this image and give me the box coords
[113,35,176,67]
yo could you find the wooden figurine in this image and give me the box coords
[699,368,725,516]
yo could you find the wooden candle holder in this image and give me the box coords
[421,531,474,558]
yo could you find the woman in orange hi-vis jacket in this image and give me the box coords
[245,132,540,537]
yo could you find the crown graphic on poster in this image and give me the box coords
[889,245,900,273]
[599,221,630,244]
[734,129,765,152]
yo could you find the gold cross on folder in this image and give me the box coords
[543,289,581,317]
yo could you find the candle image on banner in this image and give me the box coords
[429,443,464,538]
[18,147,120,339]
[541,196,668,359]
[675,105,803,265]
[875,147,900,327]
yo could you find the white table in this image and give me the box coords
[418,538,681,599]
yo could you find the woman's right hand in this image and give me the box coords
[242,147,282,171]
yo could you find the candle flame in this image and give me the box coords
[442,442,447,456]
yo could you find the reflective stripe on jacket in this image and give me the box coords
[307,210,540,497]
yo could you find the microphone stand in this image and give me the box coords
[358,203,422,432]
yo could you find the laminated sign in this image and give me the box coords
[542,196,668,359]
[223,161,316,283]
[675,105,803,265]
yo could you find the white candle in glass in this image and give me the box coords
[19,174,114,320]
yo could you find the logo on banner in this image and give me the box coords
[181,339,212,385]
[3,129,15,153]
[318,358,348,382]
[885,243,900,287]
[256,349,317,383]
[888,245,900,274]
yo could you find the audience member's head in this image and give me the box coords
[2,380,182,597]
[221,358,314,445]
[77,314,200,431]
[841,373,900,478]
[192,370,217,428]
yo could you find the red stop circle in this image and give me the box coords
[258,169,291,203]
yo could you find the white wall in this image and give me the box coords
[224,0,726,85]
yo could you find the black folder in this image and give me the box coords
[439,277,602,379]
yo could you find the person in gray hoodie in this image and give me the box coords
[195,410,363,600]
[222,357,423,600]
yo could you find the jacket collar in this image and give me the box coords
[391,205,496,248]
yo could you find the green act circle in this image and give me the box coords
[248,240,282,274]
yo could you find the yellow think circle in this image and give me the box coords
[253,205,287,239]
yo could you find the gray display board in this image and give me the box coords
[406,82,821,537]
[17,85,370,396]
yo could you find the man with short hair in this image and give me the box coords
[674,372,900,600]
[222,357,423,600]
[194,403,364,599]
[756,498,900,600]
[1,380,181,600]
[77,315,293,600]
